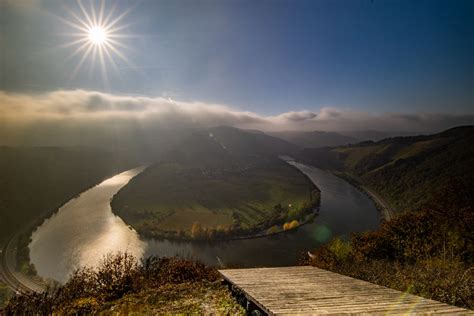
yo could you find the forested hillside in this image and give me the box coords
[0,147,136,241]
[297,126,474,213]
[299,126,474,309]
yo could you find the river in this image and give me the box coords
[29,162,379,283]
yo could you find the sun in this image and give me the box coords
[59,0,135,83]
[88,26,108,45]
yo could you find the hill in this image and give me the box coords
[158,126,299,167]
[304,176,473,308]
[340,130,419,142]
[0,147,136,242]
[208,126,299,157]
[268,130,357,148]
[298,126,474,309]
[111,127,318,240]
[112,159,318,240]
[296,126,474,213]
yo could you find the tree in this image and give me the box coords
[266,225,279,235]
[283,220,299,230]
[190,222,203,239]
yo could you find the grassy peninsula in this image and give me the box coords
[112,158,319,240]
[111,127,319,240]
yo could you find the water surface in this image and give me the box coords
[29,167,147,283]
[30,162,379,282]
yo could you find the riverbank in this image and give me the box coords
[8,164,143,290]
[331,172,394,221]
[127,204,320,242]
[28,167,148,284]
[0,146,139,292]
[0,233,46,296]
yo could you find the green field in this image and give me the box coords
[112,159,318,239]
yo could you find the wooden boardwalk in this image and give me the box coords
[219,266,472,315]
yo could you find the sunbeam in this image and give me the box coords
[60,0,135,84]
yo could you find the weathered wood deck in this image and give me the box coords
[219,266,472,315]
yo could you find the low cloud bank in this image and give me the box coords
[1,89,473,145]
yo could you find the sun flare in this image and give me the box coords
[59,0,135,83]
[88,26,108,45]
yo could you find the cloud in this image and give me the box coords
[1,89,473,146]
[274,110,318,122]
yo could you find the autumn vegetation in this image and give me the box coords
[303,177,474,309]
[4,254,244,314]
[297,127,474,309]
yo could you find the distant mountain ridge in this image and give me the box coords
[267,130,358,148]
[160,126,299,167]
[340,130,420,142]
[210,126,298,157]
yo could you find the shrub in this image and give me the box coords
[304,205,474,309]
[328,238,351,261]
[4,254,221,314]
[266,225,279,234]
[283,220,299,230]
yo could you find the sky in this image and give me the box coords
[0,0,473,138]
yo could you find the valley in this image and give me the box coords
[1,126,472,311]
[2,1,472,312]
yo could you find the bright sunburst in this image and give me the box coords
[59,0,135,83]
[88,26,108,45]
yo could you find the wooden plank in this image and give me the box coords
[219,266,472,315]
